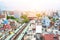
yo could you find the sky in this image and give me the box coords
[0,0,60,11]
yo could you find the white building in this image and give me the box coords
[36,23,42,33]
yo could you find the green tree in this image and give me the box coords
[21,14,29,23]
[21,14,27,19]
[52,18,59,22]
[7,16,19,22]
[36,13,41,19]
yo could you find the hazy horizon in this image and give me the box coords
[0,0,60,11]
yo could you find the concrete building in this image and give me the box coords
[41,16,51,27]
[0,11,7,19]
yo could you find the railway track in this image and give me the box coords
[11,23,27,40]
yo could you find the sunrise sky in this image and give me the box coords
[0,0,60,11]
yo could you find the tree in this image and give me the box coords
[7,16,15,19]
[21,14,29,23]
[36,13,41,19]
[21,14,27,19]
[52,18,59,22]
[7,16,19,22]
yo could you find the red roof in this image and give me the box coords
[43,34,54,40]
[28,17,36,20]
